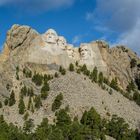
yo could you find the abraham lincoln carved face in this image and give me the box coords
[80,43,93,60]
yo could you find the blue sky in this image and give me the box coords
[0,0,140,55]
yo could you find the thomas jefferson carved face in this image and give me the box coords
[57,36,67,50]
[66,44,74,58]
[45,29,58,44]
[80,44,93,60]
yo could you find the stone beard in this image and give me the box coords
[79,43,95,65]
[57,36,67,50]
[44,29,58,44]
[66,44,74,59]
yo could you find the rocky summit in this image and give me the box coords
[0,24,140,139]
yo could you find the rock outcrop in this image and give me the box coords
[0,24,140,132]
[0,24,140,94]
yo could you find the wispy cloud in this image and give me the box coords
[86,0,140,55]
[72,35,82,44]
[0,0,75,13]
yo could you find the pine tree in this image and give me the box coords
[21,85,27,97]
[69,63,74,71]
[4,98,8,106]
[24,112,29,120]
[98,72,104,86]
[18,97,25,114]
[91,67,98,82]
[34,95,42,109]
[110,77,119,91]
[52,93,63,112]
[54,72,59,78]
[9,90,16,106]
[0,101,2,108]
[27,96,32,110]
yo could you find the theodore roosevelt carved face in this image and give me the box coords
[66,44,74,58]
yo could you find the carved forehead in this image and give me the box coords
[80,43,89,50]
[58,36,66,42]
[66,44,74,49]
[45,29,57,36]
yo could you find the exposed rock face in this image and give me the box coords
[0,24,140,93]
[0,24,140,132]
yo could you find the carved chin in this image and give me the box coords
[46,38,56,44]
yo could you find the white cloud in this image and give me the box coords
[116,19,140,55]
[72,35,82,44]
[86,0,140,55]
[0,0,75,12]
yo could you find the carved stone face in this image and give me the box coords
[45,29,58,44]
[80,44,93,60]
[66,44,74,58]
[57,36,67,50]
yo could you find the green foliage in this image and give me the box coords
[6,83,10,90]
[34,95,42,109]
[24,112,29,120]
[23,119,34,134]
[52,93,63,112]
[69,63,74,71]
[0,107,138,140]
[75,61,79,67]
[9,90,16,106]
[103,77,110,85]
[110,77,119,91]
[80,64,90,76]
[80,107,101,129]
[133,91,140,106]
[126,80,136,92]
[48,128,64,140]
[23,67,32,78]
[21,85,27,97]
[18,97,25,114]
[41,92,48,100]
[109,89,113,95]
[41,81,50,92]
[4,98,8,106]
[130,58,137,68]
[56,109,71,126]
[135,75,140,90]
[98,72,104,86]
[106,115,136,140]
[32,72,43,86]
[35,118,51,140]
[27,96,32,110]
[59,66,66,75]
[41,81,49,100]
[81,64,87,72]
[54,72,59,78]
[44,74,53,82]
[0,101,2,108]
[90,67,98,82]
[16,66,19,80]
[27,87,34,97]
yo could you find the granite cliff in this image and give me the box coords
[0,24,140,133]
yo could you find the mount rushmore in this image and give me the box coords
[0,24,140,91]
[28,28,108,73]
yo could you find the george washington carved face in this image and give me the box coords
[45,29,58,44]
